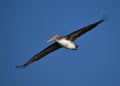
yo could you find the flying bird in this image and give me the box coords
[16,18,105,68]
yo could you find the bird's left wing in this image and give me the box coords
[65,19,105,42]
[16,42,61,68]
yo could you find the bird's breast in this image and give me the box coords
[56,39,76,50]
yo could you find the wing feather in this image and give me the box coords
[65,19,105,41]
[16,42,61,68]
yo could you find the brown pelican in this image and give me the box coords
[16,18,105,68]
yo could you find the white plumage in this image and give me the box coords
[56,39,76,50]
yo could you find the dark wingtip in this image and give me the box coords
[100,15,109,22]
[16,65,26,69]
[96,15,108,25]
[16,59,33,69]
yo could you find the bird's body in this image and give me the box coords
[48,35,77,50]
[16,18,105,68]
[56,38,77,50]
[57,38,72,47]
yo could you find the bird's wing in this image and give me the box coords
[16,42,61,68]
[65,19,105,41]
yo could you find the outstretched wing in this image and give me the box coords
[16,42,61,68]
[65,19,105,41]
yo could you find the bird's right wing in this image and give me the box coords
[16,42,61,68]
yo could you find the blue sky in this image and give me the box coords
[0,0,120,86]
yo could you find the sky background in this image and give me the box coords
[0,0,120,86]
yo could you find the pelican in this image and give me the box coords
[16,18,105,68]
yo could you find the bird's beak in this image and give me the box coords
[47,34,59,43]
[47,37,55,43]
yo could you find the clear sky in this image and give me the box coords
[0,0,120,86]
